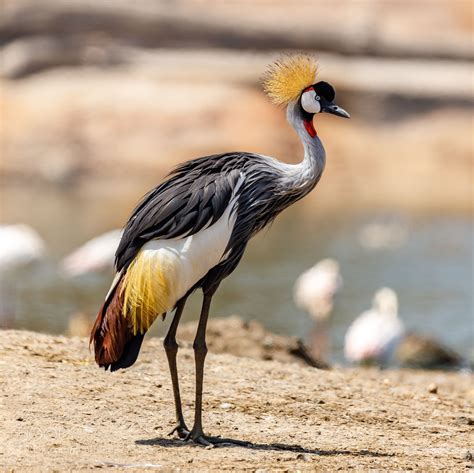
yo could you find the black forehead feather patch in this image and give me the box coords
[312,81,335,102]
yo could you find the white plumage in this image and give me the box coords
[0,224,45,272]
[293,258,342,321]
[344,287,405,365]
[137,194,238,309]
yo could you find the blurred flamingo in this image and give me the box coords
[0,224,46,272]
[293,258,342,363]
[60,229,122,277]
[293,258,342,321]
[0,224,46,328]
[344,287,404,366]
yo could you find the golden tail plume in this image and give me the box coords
[90,274,146,371]
[91,249,176,370]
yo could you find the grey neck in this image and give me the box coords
[277,100,326,199]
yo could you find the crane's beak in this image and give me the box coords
[321,101,350,119]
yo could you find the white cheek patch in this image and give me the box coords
[301,90,321,114]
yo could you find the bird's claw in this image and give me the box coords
[168,424,190,439]
[188,433,215,448]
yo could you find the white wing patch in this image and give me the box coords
[141,194,238,303]
[108,174,243,334]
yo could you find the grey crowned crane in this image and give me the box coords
[91,54,350,446]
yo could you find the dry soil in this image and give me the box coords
[1,330,473,471]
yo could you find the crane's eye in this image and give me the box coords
[301,89,321,114]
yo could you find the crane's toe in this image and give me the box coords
[168,423,190,439]
[189,434,215,448]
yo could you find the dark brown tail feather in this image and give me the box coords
[90,275,145,371]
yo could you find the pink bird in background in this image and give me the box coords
[344,287,404,366]
[293,258,342,364]
[293,258,342,322]
[0,224,45,272]
[60,229,122,278]
[0,224,46,329]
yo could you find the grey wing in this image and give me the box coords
[115,166,243,272]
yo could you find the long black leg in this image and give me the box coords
[164,296,189,439]
[187,290,250,447]
[188,292,212,442]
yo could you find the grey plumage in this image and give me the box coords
[116,101,326,295]
[91,64,349,446]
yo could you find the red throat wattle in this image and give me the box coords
[303,118,317,138]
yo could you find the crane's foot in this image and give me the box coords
[168,423,190,439]
[185,429,251,448]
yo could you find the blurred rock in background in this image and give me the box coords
[179,315,330,369]
[1,0,472,213]
[396,332,464,370]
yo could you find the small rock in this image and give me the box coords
[296,453,310,462]
[262,336,274,349]
[219,402,233,410]
[317,400,325,404]
[16,417,24,422]
[465,451,472,461]
[457,416,474,425]
[427,383,438,394]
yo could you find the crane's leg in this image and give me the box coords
[187,292,212,444]
[187,291,249,447]
[164,297,189,439]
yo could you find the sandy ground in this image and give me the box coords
[1,330,473,471]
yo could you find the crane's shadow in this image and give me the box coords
[135,436,394,457]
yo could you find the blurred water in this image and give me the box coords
[1,184,473,363]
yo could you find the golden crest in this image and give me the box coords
[262,54,318,105]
